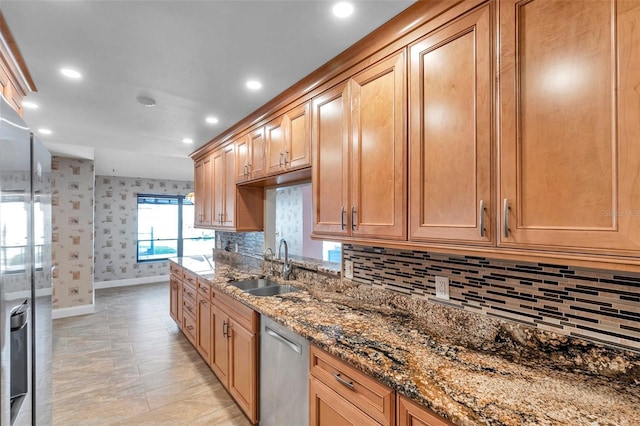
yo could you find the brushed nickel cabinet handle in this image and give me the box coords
[341,206,346,230]
[351,206,357,231]
[279,152,283,168]
[479,199,486,237]
[332,373,355,390]
[503,198,509,238]
[284,150,289,166]
[223,320,228,338]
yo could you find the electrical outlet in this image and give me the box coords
[435,276,450,300]
[234,243,239,253]
[344,260,354,280]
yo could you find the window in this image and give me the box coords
[137,194,214,262]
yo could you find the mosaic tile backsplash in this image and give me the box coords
[51,157,95,310]
[215,231,264,259]
[343,244,640,352]
[94,176,193,282]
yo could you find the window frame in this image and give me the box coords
[136,193,212,263]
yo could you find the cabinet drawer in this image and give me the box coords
[397,394,453,426]
[182,310,196,346]
[197,278,211,298]
[170,262,183,278]
[310,346,394,426]
[183,269,198,287]
[182,287,197,318]
[212,288,258,333]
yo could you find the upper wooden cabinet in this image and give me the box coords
[196,143,263,231]
[266,102,312,175]
[194,155,213,227]
[409,3,493,246]
[0,12,36,116]
[498,0,640,256]
[312,50,407,240]
[236,128,266,183]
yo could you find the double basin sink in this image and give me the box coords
[231,278,300,297]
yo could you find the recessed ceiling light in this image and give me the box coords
[332,2,354,18]
[136,95,156,107]
[182,138,193,144]
[38,128,52,135]
[246,80,262,90]
[60,68,82,79]
[205,116,219,124]
[22,101,39,109]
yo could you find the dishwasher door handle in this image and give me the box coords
[265,326,302,354]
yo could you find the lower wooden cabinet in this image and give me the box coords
[210,302,230,387]
[228,316,257,420]
[309,346,394,426]
[196,293,212,363]
[169,261,259,424]
[310,375,381,426]
[397,395,453,426]
[210,289,259,424]
[169,275,182,325]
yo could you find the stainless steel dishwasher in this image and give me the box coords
[260,315,309,426]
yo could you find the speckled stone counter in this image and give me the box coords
[172,254,640,425]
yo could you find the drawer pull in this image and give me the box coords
[332,373,355,390]
[186,325,194,331]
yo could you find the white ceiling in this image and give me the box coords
[2,0,414,181]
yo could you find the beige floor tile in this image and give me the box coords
[53,282,251,426]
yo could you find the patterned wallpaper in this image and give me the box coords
[51,157,95,310]
[344,244,640,352]
[94,176,193,282]
[275,185,303,256]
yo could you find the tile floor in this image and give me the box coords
[52,282,251,426]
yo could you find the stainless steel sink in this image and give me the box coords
[245,284,300,297]
[231,278,280,291]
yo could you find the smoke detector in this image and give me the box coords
[136,94,156,107]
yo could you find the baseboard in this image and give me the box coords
[52,304,95,319]
[94,275,170,290]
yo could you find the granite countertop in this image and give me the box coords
[172,255,640,425]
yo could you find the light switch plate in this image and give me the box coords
[344,260,354,279]
[435,276,450,300]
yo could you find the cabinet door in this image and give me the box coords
[351,50,407,240]
[499,0,640,255]
[228,319,257,423]
[409,4,492,245]
[397,395,453,426]
[169,275,181,325]
[222,144,236,227]
[212,149,225,227]
[312,82,350,236]
[248,127,265,179]
[286,101,311,171]
[235,134,250,183]
[196,294,212,364]
[309,376,381,426]
[266,115,286,175]
[210,303,229,387]
[194,155,212,226]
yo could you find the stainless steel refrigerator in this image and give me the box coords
[0,95,52,425]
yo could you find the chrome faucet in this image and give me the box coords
[277,238,293,280]
[264,247,275,276]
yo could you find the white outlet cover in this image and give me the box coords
[435,276,450,300]
[344,260,354,279]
